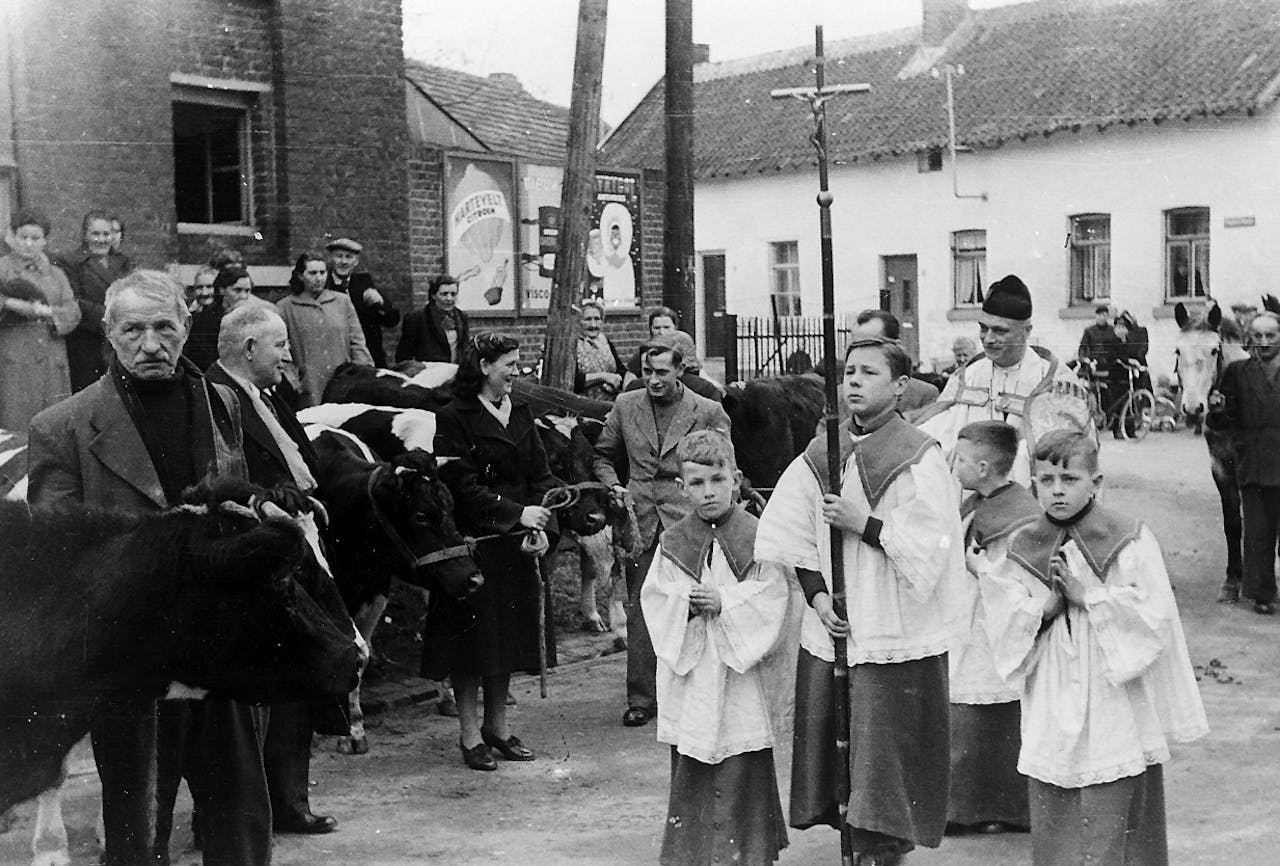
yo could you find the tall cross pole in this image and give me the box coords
[771,25,868,866]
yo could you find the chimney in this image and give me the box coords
[487,72,524,93]
[922,0,968,46]
[692,43,710,65]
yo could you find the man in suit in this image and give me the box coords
[1210,312,1280,614]
[592,335,732,727]
[326,237,400,368]
[205,302,338,836]
[27,270,270,866]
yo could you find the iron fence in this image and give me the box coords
[732,314,859,381]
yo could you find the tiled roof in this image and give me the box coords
[598,0,1280,178]
[403,60,571,163]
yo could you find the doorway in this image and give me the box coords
[700,252,728,356]
[880,255,919,362]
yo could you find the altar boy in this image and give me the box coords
[641,429,791,866]
[973,428,1208,866]
[755,337,967,865]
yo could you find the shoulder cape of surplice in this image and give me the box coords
[660,505,758,582]
[801,413,935,507]
[1006,503,1143,588]
[961,482,1041,548]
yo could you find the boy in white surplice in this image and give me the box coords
[640,430,791,866]
[972,428,1207,866]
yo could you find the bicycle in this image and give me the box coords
[1078,356,1157,441]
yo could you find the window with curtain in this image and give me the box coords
[1165,207,1209,300]
[1069,213,1111,303]
[952,229,986,307]
[770,241,801,316]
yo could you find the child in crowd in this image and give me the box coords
[972,428,1208,866]
[756,337,967,866]
[640,429,791,866]
[946,420,1039,835]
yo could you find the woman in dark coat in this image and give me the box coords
[53,209,133,391]
[422,332,562,771]
[396,274,470,364]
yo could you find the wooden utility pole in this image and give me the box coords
[542,0,608,390]
[771,26,869,866]
[664,0,696,337]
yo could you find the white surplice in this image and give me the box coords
[950,524,1023,704]
[754,440,967,666]
[641,540,791,765]
[978,526,1208,788]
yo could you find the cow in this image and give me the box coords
[722,373,827,493]
[320,361,454,410]
[0,428,27,500]
[0,477,363,819]
[304,424,482,753]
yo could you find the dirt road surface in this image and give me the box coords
[5,428,1280,865]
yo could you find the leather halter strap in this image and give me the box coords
[365,465,463,572]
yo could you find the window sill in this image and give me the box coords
[176,223,262,238]
[1151,300,1208,320]
[946,307,983,322]
[1058,305,1105,320]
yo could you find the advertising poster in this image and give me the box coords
[590,172,642,308]
[446,155,517,311]
[519,163,562,312]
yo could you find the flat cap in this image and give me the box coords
[325,237,363,254]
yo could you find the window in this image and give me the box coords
[172,91,253,226]
[1165,207,1209,300]
[952,229,986,307]
[770,241,801,316]
[917,148,943,173]
[1069,213,1111,303]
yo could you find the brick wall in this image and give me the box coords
[402,144,666,365]
[8,0,411,304]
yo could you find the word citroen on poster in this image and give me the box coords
[447,153,642,313]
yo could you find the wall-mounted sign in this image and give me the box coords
[590,172,642,308]
[1224,215,1256,228]
[446,155,517,311]
[519,163,563,311]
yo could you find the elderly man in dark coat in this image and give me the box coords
[204,301,339,836]
[1210,311,1280,614]
[325,237,400,368]
[593,338,732,728]
[27,270,270,866]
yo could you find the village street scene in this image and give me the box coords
[3,0,1280,865]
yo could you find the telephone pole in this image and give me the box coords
[664,0,696,337]
[542,0,608,390]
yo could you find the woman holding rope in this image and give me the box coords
[421,332,564,771]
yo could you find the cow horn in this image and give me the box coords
[306,495,330,530]
[258,501,293,522]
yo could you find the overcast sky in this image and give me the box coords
[403,0,1025,127]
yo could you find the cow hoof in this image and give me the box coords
[580,617,607,634]
[437,695,459,717]
[337,735,369,755]
[612,636,628,652]
[1218,581,1241,604]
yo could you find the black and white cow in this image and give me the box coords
[0,478,363,816]
[320,362,456,410]
[303,421,482,753]
[0,428,27,500]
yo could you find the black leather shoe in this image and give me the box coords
[273,812,338,835]
[1255,600,1276,615]
[481,728,535,761]
[622,706,653,727]
[460,739,497,771]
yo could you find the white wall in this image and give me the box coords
[694,109,1280,383]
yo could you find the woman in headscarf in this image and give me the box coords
[573,299,632,402]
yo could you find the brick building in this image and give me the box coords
[402,60,663,362]
[1,0,412,307]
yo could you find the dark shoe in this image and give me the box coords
[622,706,653,727]
[437,693,459,717]
[273,812,338,835]
[1218,579,1241,604]
[459,739,497,771]
[975,821,1012,834]
[481,728,536,761]
[1255,601,1276,615]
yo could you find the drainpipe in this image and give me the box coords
[933,63,987,202]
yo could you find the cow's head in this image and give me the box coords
[153,479,363,705]
[373,450,483,599]
[535,414,609,536]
